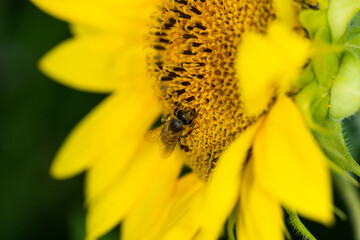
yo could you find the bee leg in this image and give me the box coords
[180,126,199,138]
[180,132,191,138]
[174,101,182,116]
[192,108,201,120]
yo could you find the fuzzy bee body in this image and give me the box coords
[146,105,197,158]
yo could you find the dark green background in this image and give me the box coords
[0,1,358,239]
[1,1,104,239]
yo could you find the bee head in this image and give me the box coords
[169,118,184,133]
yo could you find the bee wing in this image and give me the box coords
[158,132,181,159]
[145,124,165,143]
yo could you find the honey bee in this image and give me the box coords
[145,104,197,158]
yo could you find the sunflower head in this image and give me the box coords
[30,0,360,239]
[147,0,279,179]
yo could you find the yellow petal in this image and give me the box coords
[31,0,157,32]
[122,172,204,240]
[253,96,333,225]
[50,88,159,179]
[160,173,204,232]
[85,96,160,203]
[238,161,283,240]
[39,35,146,93]
[236,22,310,116]
[86,143,182,239]
[273,0,297,28]
[159,188,205,240]
[197,120,263,240]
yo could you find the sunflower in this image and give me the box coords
[31,0,360,239]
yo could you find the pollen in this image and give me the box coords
[147,0,276,179]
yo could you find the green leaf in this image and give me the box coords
[315,117,360,177]
[329,51,360,119]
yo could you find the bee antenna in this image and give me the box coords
[193,108,201,121]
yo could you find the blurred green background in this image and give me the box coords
[0,1,359,240]
[1,1,105,239]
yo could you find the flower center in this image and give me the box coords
[148,0,275,179]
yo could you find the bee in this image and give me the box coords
[145,104,198,158]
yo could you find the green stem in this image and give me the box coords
[334,173,360,240]
[286,209,317,240]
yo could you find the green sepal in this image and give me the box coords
[295,80,330,127]
[311,47,340,90]
[328,0,360,43]
[310,23,341,90]
[299,0,342,90]
[315,117,360,177]
[295,65,316,89]
[329,11,360,120]
[297,3,360,177]
[299,8,329,39]
[285,210,317,240]
[329,51,360,119]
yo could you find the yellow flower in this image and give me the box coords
[31,0,337,239]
